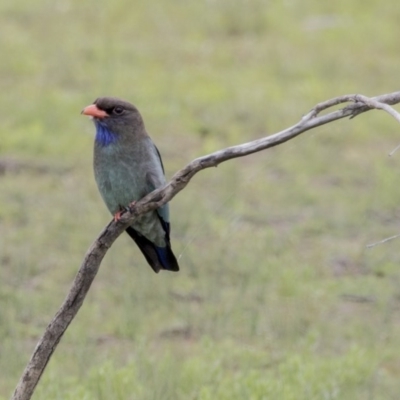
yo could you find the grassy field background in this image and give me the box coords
[1,0,400,399]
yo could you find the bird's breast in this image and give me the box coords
[94,144,145,214]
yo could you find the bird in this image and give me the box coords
[82,97,179,273]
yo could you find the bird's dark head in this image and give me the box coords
[82,97,145,146]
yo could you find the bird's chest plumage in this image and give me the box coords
[94,143,145,214]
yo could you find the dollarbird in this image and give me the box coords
[82,97,179,273]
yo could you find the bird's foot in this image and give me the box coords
[114,211,123,222]
[114,205,134,222]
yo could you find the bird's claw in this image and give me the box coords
[114,204,136,222]
[114,211,123,222]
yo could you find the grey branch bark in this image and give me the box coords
[12,91,400,400]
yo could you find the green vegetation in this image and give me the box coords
[1,0,400,398]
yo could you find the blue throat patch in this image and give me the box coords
[95,120,118,147]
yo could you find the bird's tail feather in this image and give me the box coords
[125,227,179,273]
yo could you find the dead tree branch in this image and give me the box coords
[12,90,400,400]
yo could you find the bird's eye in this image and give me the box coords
[113,106,124,115]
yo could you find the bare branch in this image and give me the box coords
[12,90,400,400]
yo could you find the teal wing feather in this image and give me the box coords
[148,144,170,231]
[127,143,178,272]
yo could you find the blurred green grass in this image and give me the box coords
[1,0,400,398]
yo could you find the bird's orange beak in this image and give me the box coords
[81,104,108,119]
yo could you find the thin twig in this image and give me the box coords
[11,90,400,400]
[366,234,400,248]
[389,144,400,157]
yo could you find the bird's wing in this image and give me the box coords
[145,144,170,236]
[154,145,165,174]
[130,144,177,272]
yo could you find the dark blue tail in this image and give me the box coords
[125,227,179,273]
